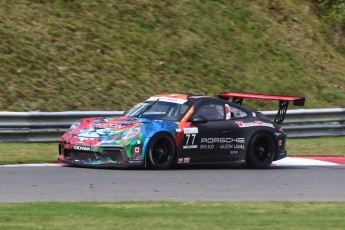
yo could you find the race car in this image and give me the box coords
[58,92,305,169]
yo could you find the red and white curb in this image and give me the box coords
[273,157,345,166]
[0,157,344,167]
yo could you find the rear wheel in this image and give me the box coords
[147,133,176,170]
[247,133,276,169]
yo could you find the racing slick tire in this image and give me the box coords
[246,132,276,169]
[147,133,176,170]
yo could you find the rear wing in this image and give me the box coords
[218,91,305,124]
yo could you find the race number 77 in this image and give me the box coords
[185,134,196,145]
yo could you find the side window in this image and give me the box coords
[230,106,248,118]
[194,103,225,121]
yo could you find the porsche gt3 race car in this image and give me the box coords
[58,92,305,169]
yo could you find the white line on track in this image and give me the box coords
[0,163,63,167]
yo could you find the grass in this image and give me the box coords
[0,0,344,112]
[0,202,344,230]
[0,137,344,165]
[0,143,57,165]
[287,136,345,156]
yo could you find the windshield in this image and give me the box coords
[124,100,192,122]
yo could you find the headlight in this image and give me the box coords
[122,126,141,140]
[68,120,82,133]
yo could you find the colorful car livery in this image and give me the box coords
[58,92,305,169]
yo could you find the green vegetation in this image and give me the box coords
[0,143,57,164]
[0,202,345,230]
[0,137,344,165]
[310,0,345,55]
[312,0,345,29]
[0,0,344,112]
[287,136,345,156]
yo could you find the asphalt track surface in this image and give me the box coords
[1,158,345,203]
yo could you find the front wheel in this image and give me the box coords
[147,133,176,170]
[247,133,276,169]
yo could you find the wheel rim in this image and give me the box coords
[253,137,273,163]
[151,138,173,166]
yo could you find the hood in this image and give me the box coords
[78,116,148,134]
[62,116,147,144]
[61,116,178,148]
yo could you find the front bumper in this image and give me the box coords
[58,143,144,168]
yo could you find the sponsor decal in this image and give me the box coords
[230,150,239,155]
[234,145,245,149]
[183,158,190,163]
[73,145,92,151]
[147,97,187,104]
[235,121,274,128]
[92,118,113,123]
[198,138,246,150]
[133,147,141,153]
[200,144,214,150]
[275,132,282,137]
[278,140,283,146]
[201,137,245,144]
[184,127,198,134]
[133,153,141,160]
[136,140,141,144]
[183,145,198,149]
[252,112,256,117]
[93,123,113,128]
[220,144,245,149]
[188,96,209,99]
[129,160,141,164]
[176,128,182,133]
[100,140,115,144]
[132,147,142,160]
[177,157,191,163]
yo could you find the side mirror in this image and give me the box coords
[191,115,208,125]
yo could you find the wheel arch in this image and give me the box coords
[246,130,279,161]
[145,131,176,148]
[144,131,177,168]
[247,130,278,155]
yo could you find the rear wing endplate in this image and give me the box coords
[218,91,305,124]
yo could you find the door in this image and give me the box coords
[179,102,226,163]
[179,102,248,163]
